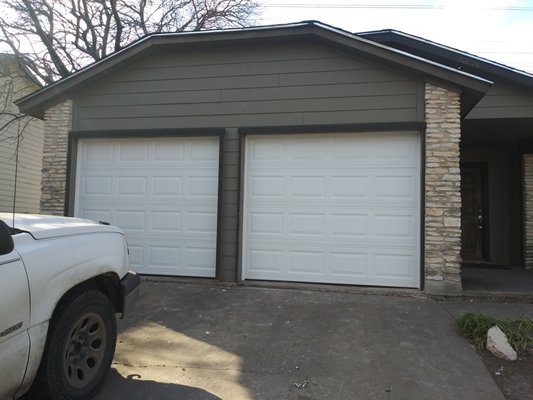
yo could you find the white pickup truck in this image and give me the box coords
[0,213,140,400]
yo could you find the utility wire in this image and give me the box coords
[264,3,533,11]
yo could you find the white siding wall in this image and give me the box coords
[0,56,44,214]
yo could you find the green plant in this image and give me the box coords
[456,312,533,356]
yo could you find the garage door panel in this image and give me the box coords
[153,177,182,196]
[330,252,369,276]
[116,210,146,231]
[76,137,219,277]
[247,249,283,274]
[289,213,325,236]
[153,142,184,160]
[118,143,149,161]
[189,176,219,196]
[150,211,182,231]
[117,176,147,196]
[246,244,419,285]
[373,252,416,279]
[247,207,417,244]
[331,213,368,236]
[288,250,324,274]
[243,132,420,288]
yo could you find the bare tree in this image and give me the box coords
[0,55,35,141]
[0,0,260,84]
[0,54,41,215]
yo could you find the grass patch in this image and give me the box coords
[456,312,533,356]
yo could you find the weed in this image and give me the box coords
[456,312,533,356]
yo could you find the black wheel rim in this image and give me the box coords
[62,312,107,389]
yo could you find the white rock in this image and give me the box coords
[486,326,517,361]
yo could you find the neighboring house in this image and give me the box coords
[0,54,44,214]
[15,21,533,295]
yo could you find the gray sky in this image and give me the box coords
[256,0,533,73]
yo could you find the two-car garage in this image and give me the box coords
[74,132,421,288]
[17,22,491,295]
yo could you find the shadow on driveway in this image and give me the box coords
[94,281,508,400]
[96,369,221,400]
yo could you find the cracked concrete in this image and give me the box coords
[93,281,508,400]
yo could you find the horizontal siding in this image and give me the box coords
[77,81,415,107]
[0,117,44,213]
[0,59,44,214]
[78,108,417,131]
[79,95,416,119]
[467,83,533,119]
[75,41,419,131]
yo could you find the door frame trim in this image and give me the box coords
[460,162,490,262]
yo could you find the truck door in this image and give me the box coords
[0,244,30,398]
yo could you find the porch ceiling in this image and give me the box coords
[462,118,533,147]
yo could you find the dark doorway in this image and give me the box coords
[461,164,488,262]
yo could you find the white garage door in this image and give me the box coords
[243,132,420,288]
[75,137,219,277]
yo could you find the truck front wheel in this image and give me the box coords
[31,290,117,400]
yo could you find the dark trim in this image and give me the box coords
[69,128,225,139]
[234,129,243,283]
[215,134,225,281]
[460,162,490,262]
[360,29,533,92]
[239,121,426,136]
[237,133,246,283]
[520,143,533,154]
[420,127,426,290]
[65,134,79,217]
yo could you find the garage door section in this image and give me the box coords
[243,133,420,288]
[75,137,219,277]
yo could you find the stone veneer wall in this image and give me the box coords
[523,154,533,268]
[424,83,463,295]
[40,100,72,215]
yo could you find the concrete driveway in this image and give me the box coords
[94,281,510,400]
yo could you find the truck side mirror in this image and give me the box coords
[0,220,14,255]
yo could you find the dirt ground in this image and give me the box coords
[479,350,533,400]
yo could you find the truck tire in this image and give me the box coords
[30,290,117,400]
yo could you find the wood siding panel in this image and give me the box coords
[467,84,533,119]
[79,95,417,119]
[75,41,419,131]
[77,81,416,108]
[0,57,44,213]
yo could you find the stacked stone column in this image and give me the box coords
[424,83,462,295]
[40,100,72,215]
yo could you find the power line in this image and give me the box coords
[264,3,533,11]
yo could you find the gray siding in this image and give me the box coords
[466,83,533,119]
[71,40,423,282]
[74,41,420,131]
[219,128,240,281]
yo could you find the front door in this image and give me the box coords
[461,164,486,262]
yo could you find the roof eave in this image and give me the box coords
[359,29,533,91]
[17,21,492,119]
